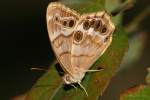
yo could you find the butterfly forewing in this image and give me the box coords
[46,3,79,73]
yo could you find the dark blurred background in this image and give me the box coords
[0,0,150,100]
[0,0,55,99]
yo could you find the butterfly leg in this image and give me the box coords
[86,69,101,72]
[71,84,78,92]
[78,82,88,96]
[84,68,104,73]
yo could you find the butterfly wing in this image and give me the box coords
[71,11,115,71]
[46,2,79,73]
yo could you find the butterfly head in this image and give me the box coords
[63,73,85,84]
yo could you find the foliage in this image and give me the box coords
[120,68,150,100]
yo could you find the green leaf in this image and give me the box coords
[105,0,122,25]
[61,0,105,14]
[120,68,150,100]
[25,0,128,100]
[61,0,122,25]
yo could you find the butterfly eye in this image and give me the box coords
[68,20,75,27]
[74,31,83,42]
[64,74,72,84]
[66,75,70,82]
[100,25,108,34]
[94,20,102,31]
[83,20,90,30]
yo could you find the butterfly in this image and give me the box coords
[46,2,115,96]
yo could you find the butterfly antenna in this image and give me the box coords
[78,82,88,96]
[30,67,48,71]
[111,0,136,16]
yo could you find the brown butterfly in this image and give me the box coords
[46,2,115,96]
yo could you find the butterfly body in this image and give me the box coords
[46,2,115,90]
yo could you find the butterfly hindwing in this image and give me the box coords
[71,11,115,71]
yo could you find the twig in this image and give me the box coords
[111,0,136,16]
